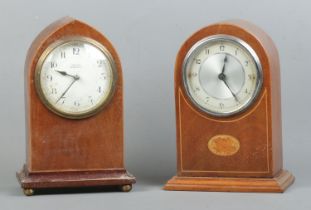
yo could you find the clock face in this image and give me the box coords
[183,35,263,117]
[35,37,117,119]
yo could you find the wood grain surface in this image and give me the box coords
[165,20,294,192]
[18,17,135,191]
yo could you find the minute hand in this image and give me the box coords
[56,76,79,103]
[222,78,239,102]
[221,55,228,74]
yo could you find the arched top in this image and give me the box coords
[25,17,122,81]
[24,18,125,172]
[174,19,280,121]
[176,19,279,81]
[207,19,279,67]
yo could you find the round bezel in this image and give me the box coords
[35,36,118,119]
[182,35,263,117]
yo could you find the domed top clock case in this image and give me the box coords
[17,17,135,195]
[164,20,294,192]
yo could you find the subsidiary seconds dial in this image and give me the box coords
[183,35,263,117]
[35,37,117,119]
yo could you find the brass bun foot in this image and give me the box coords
[120,184,132,192]
[23,188,34,196]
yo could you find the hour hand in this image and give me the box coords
[56,70,79,80]
[55,70,67,76]
[221,55,228,74]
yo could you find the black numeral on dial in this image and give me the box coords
[50,62,57,68]
[51,88,57,94]
[73,47,80,55]
[61,51,66,59]
[74,101,80,106]
[195,58,201,64]
[97,60,105,66]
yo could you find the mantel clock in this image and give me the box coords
[17,17,135,195]
[164,20,294,192]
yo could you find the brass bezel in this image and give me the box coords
[35,36,118,120]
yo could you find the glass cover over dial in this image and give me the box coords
[183,35,263,117]
[36,37,116,119]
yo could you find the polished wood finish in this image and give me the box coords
[17,166,135,189]
[164,20,294,192]
[17,17,135,194]
[164,170,294,193]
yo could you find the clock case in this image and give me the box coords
[17,17,135,195]
[164,20,294,192]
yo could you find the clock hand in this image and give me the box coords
[219,75,240,102]
[218,55,239,102]
[56,70,79,80]
[220,55,228,74]
[55,75,80,103]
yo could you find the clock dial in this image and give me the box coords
[35,37,116,118]
[183,35,263,116]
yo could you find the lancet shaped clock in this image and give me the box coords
[17,17,135,195]
[164,20,294,192]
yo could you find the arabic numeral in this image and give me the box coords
[88,96,94,104]
[248,74,255,80]
[195,58,201,64]
[189,72,198,78]
[46,74,53,81]
[205,48,209,54]
[50,62,57,68]
[74,101,80,106]
[51,88,57,94]
[97,59,105,66]
[73,47,80,55]
[61,51,66,59]
[219,103,224,109]
[220,45,225,51]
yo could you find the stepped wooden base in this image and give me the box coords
[17,167,135,195]
[164,170,294,193]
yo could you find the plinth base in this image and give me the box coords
[164,170,294,193]
[17,167,135,195]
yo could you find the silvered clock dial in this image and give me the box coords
[165,20,294,193]
[183,35,263,116]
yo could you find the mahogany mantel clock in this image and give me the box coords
[17,17,135,195]
[164,20,294,192]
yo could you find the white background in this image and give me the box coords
[0,0,309,209]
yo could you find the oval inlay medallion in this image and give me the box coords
[208,135,240,156]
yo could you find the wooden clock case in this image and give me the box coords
[17,17,135,195]
[164,20,294,192]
